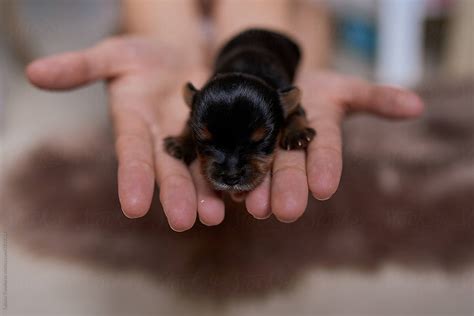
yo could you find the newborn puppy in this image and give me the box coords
[164,28,315,193]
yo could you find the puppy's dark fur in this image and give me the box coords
[164,29,315,192]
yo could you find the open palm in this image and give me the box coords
[27,36,423,231]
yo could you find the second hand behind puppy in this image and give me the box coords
[164,28,316,197]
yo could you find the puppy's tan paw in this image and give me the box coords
[280,127,316,151]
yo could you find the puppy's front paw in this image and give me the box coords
[280,127,316,150]
[164,136,196,165]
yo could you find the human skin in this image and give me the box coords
[26,0,424,231]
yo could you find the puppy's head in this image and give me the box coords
[184,74,300,192]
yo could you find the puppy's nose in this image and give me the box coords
[222,168,244,185]
[223,174,240,186]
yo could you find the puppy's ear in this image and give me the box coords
[183,82,199,108]
[279,86,301,117]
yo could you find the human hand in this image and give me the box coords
[26,36,225,231]
[243,71,424,222]
[27,38,424,230]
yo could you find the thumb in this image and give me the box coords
[26,37,133,90]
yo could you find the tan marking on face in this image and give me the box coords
[241,153,273,190]
[197,126,212,141]
[250,127,267,142]
[249,154,273,176]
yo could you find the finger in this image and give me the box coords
[190,161,225,226]
[154,134,197,232]
[306,104,343,201]
[245,172,272,219]
[26,38,134,90]
[149,86,199,232]
[114,109,155,219]
[271,149,308,223]
[342,78,424,118]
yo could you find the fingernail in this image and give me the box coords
[198,215,220,227]
[120,202,147,219]
[276,216,298,224]
[252,212,272,220]
[316,196,331,201]
[199,217,213,226]
[313,193,333,201]
[169,226,188,233]
[122,212,141,219]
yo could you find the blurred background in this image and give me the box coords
[0,0,473,315]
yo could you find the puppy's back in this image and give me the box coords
[214,29,301,87]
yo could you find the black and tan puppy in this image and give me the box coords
[164,28,315,193]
